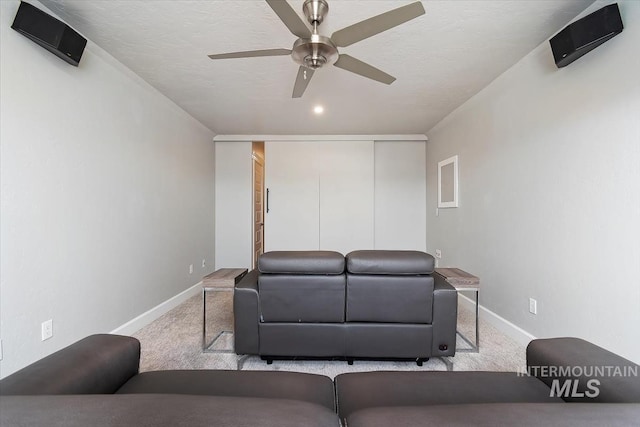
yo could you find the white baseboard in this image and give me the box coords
[459,294,536,347]
[110,282,535,345]
[110,282,202,336]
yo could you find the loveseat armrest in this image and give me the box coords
[234,269,260,355]
[431,275,457,356]
[0,334,140,395]
[526,337,640,403]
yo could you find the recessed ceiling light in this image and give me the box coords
[313,105,324,114]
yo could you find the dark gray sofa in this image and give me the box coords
[1,334,639,426]
[234,250,458,363]
[336,337,640,426]
[0,334,339,427]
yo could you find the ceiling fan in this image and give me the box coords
[208,0,425,98]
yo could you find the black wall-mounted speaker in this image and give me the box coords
[11,1,87,66]
[550,3,623,68]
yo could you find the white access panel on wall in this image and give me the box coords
[318,141,374,253]
[264,141,320,251]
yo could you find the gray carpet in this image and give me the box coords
[132,292,526,377]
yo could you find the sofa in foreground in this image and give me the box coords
[0,334,338,427]
[1,334,639,426]
[234,250,458,363]
[336,337,640,426]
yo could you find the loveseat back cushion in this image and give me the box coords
[346,250,435,275]
[258,251,345,275]
[346,275,434,323]
[0,334,140,395]
[259,274,346,322]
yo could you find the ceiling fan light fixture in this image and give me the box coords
[305,54,327,69]
[313,105,324,114]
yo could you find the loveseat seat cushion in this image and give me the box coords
[259,274,346,322]
[345,403,640,427]
[258,251,345,274]
[116,370,336,411]
[346,250,435,275]
[0,334,139,395]
[0,394,340,427]
[335,371,561,420]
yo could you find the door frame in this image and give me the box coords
[251,145,265,269]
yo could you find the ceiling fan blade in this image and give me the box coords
[334,54,396,85]
[292,66,314,98]
[208,48,291,60]
[266,0,311,39]
[331,1,425,47]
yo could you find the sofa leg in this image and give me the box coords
[266,358,273,365]
[347,358,354,366]
[416,358,429,366]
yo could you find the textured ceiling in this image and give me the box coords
[40,0,593,135]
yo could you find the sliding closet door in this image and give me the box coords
[318,141,374,254]
[374,140,426,251]
[264,141,319,251]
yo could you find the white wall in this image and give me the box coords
[214,141,253,269]
[0,0,216,377]
[426,0,640,362]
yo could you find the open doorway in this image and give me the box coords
[252,141,265,269]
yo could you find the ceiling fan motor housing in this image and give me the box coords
[292,35,338,69]
[292,0,336,69]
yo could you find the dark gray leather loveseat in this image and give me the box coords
[234,250,458,363]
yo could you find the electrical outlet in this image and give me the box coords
[202,259,206,268]
[529,298,537,315]
[435,249,442,259]
[189,264,194,274]
[41,319,53,341]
